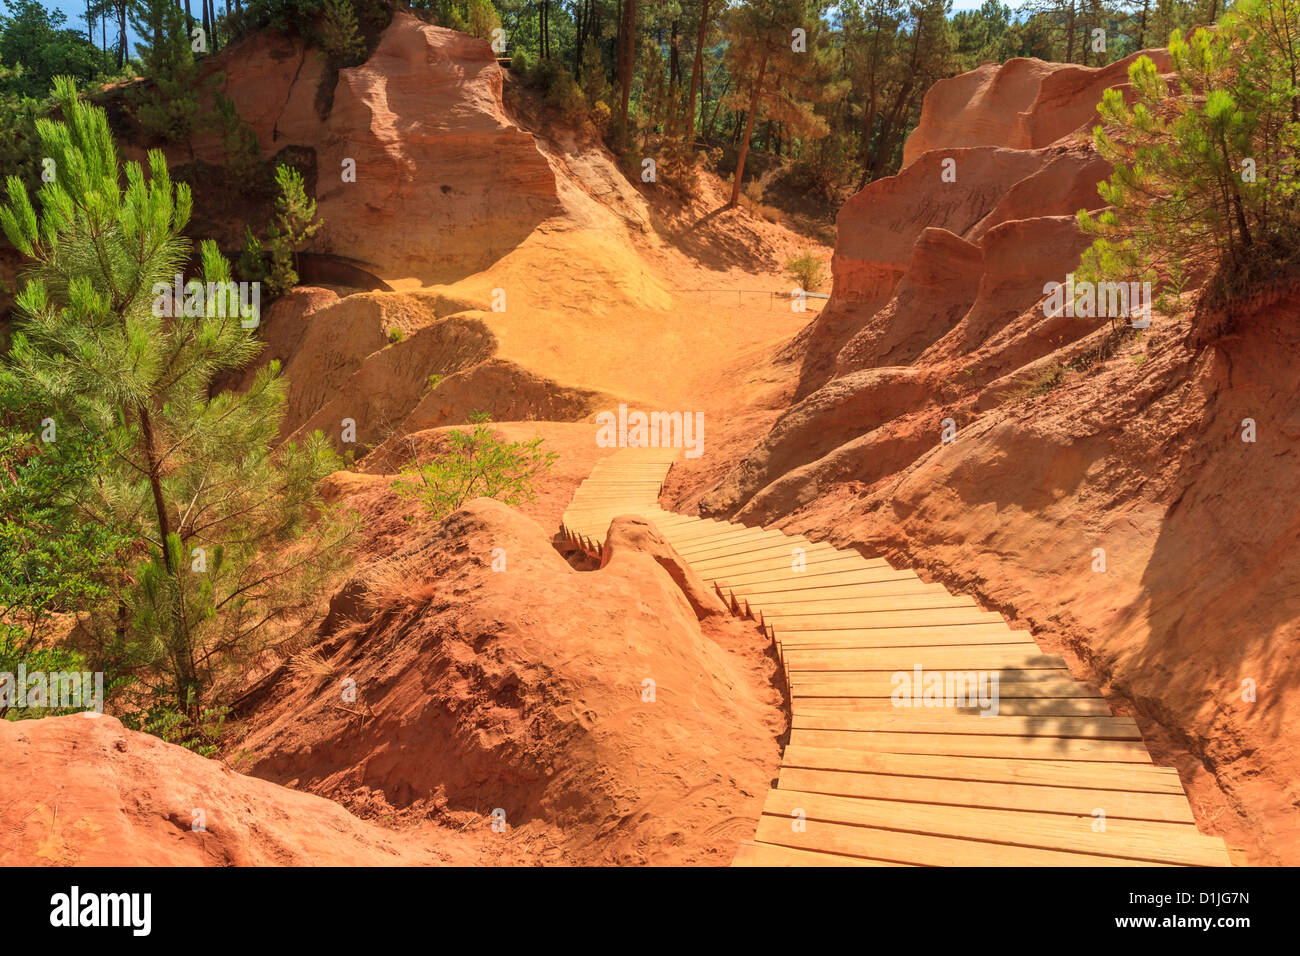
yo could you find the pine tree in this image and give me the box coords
[723,0,837,208]
[0,77,350,709]
[320,0,366,66]
[267,163,322,294]
[127,0,203,148]
[1078,7,1300,311]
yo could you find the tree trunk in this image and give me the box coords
[118,3,126,68]
[686,0,709,143]
[620,0,636,127]
[1063,1,1074,63]
[138,402,197,704]
[728,51,767,208]
[705,74,729,140]
[574,0,585,76]
[669,19,681,88]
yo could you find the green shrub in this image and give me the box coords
[239,164,322,295]
[320,0,367,66]
[1079,2,1300,311]
[784,250,825,291]
[213,87,263,191]
[394,418,558,522]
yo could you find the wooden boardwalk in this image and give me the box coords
[560,448,1232,867]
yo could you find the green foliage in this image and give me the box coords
[722,0,839,205]
[0,67,42,193]
[1004,362,1066,404]
[0,627,95,719]
[239,163,322,296]
[237,226,269,284]
[127,0,204,146]
[320,0,366,65]
[0,385,128,646]
[784,250,825,291]
[0,378,130,721]
[1079,2,1300,310]
[394,418,558,522]
[0,0,112,99]
[121,699,230,756]
[527,56,588,120]
[465,0,501,39]
[387,326,404,343]
[0,78,351,711]
[213,85,263,190]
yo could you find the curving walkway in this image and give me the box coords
[560,448,1232,867]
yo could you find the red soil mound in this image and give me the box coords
[0,714,457,865]
[231,496,784,865]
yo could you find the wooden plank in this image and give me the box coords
[788,668,1080,686]
[753,815,1171,867]
[765,790,1228,866]
[792,697,1114,717]
[790,712,1142,740]
[731,840,905,867]
[675,531,795,557]
[787,728,1153,763]
[769,629,1024,650]
[725,568,921,596]
[715,558,895,587]
[732,580,950,608]
[776,767,1196,824]
[779,746,1186,792]
[753,592,979,620]
[657,523,750,542]
[680,536,824,565]
[692,544,843,574]
[789,678,1096,698]
[709,554,879,584]
[771,608,1008,632]
[777,629,1035,650]
[671,524,785,545]
[783,645,1065,671]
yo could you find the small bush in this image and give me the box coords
[320,0,367,66]
[1004,364,1066,404]
[784,250,825,292]
[387,327,404,344]
[394,418,558,522]
[526,58,588,121]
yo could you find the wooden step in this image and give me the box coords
[763,790,1228,866]
[710,554,882,584]
[783,645,1066,671]
[793,697,1114,717]
[790,712,1142,740]
[780,746,1187,792]
[787,728,1152,763]
[775,767,1196,824]
[752,814,1172,867]
[752,592,979,621]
